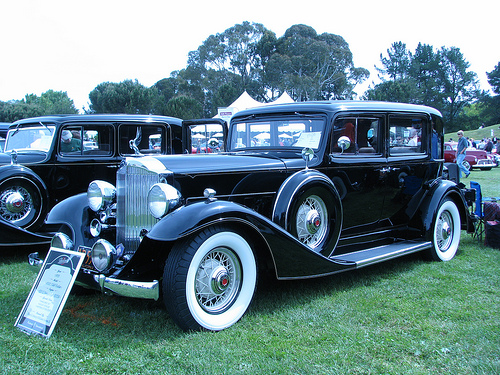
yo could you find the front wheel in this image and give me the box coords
[427,198,461,261]
[0,177,44,229]
[163,225,257,331]
[462,160,471,172]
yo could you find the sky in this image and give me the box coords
[1,0,498,113]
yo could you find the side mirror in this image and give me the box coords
[338,136,351,154]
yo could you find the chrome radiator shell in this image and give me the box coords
[116,158,167,254]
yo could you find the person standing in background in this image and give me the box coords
[456,130,470,178]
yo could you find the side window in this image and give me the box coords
[188,123,225,153]
[389,116,426,155]
[119,124,167,155]
[331,117,381,155]
[60,126,83,154]
[60,125,113,156]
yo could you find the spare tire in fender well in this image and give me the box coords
[272,169,342,257]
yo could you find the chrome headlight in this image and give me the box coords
[51,232,74,250]
[147,183,182,219]
[91,239,117,272]
[88,180,116,212]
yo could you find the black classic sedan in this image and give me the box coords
[31,101,474,331]
[0,114,226,246]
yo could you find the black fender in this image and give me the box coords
[0,164,49,230]
[418,179,469,240]
[45,193,91,247]
[0,216,51,247]
[271,169,342,257]
[144,199,355,280]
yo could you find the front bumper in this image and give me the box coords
[474,159,496,169]
[28,252,160,301]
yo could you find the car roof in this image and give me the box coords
[231,100,442,119]
[10,114,184,128]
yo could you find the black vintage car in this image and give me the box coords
[0,114,226,246]
[31,101,473,331]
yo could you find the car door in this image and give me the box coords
[52,122,117,204]
[324,114,388,232]
[382,113,434,224]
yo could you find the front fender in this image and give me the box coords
[45,193,91,246]
[146,199,355,279]
[0,216,51,247]
[147,200,261,241]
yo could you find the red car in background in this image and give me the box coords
[444,142,496,171]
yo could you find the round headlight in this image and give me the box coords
[51,232,74,250]
[91,239,116,272]
[148,183,182,219]
[88,180,116,212]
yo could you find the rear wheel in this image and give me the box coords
[163,225,257,331]
[0,177,44,229]
[428,198,461,261]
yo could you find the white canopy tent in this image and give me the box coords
[216,91,294,121]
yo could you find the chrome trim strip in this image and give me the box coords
[95,274,160,301]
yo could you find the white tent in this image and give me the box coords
[216,91,294,121]
[270,91,294,105]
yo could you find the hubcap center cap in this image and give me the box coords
[306,210,321,234]
[6,192,25,213]
[211,266,231,295]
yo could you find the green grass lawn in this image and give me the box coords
[1,169,499,374]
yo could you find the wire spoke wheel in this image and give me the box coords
[195,247,242,314]
[0,177,43,229]
[295,194,328,248]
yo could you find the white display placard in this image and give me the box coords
[15,248,85,339]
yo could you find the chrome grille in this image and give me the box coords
[117,159,161,254]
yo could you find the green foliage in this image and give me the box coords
[266,24,369,101]
[0,90,77,122]
[88,80,158,114]
[164,96,202,119]
[366,42,482,132]
[487,62,500,94]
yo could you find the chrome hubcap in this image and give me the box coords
[195,247,241,313]
[296,195,328,249]
[0,187,34,223]
[437,211,453,252]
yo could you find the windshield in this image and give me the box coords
[4,125,56,152]
[229,117,325,151]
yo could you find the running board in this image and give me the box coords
[330,240,432,268]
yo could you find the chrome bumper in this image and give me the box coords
[28,252,160,301]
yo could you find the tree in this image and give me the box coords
[27,90,78,115]
[436,46,480,129]
[487,62,500,94]
[264,24,369,101]
[376,41,412,80]
[165,96,202,119]
[0,90,77,122]
[366,43,480,131]
[88,80,158,114]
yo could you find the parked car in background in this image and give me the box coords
[31,101,473,332]
[444,142,496,171]
[0,115,226,246]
